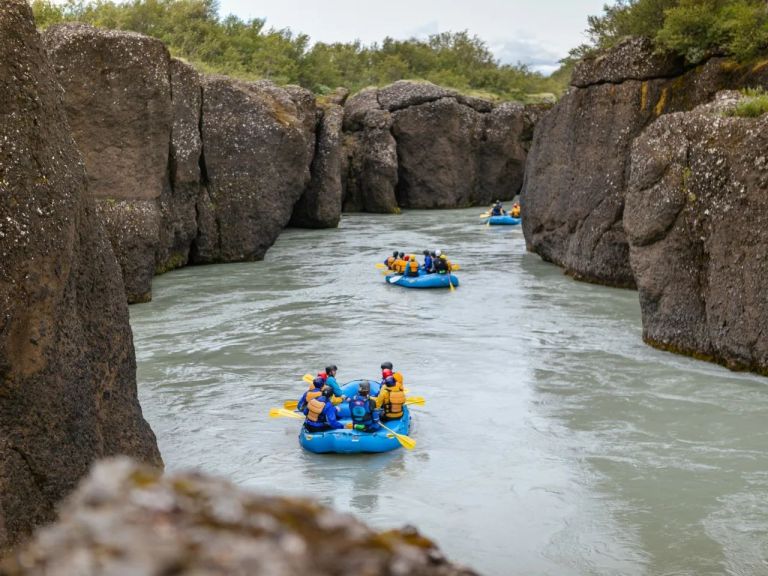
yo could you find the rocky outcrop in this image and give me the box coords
[341,88,400,213]
[193,77,316,262]
[343,81,540,212]
[0,2,162,551]
[289,102,344,228]
[625,92,768,374]
[44,24,174,303]
[522,38,768,288]
[1,458,477,576]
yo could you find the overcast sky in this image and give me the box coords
[217,0,609,74]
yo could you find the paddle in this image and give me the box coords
[269,407,304,420]
[447,272,456,292]
[284,395,423,411]
[479,212,490,218]
[387,275,402,284]
[375,262,387,269]
[450,264,461,271]
[378,422,416,450]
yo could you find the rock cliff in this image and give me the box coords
[0,459,478,576]
[522,37,768,288]
[343,81,541,212]
[0,2,161,551]
[625,92,768,374]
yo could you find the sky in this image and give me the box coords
[216,0,610,74]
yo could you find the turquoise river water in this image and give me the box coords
[130,208,768,576]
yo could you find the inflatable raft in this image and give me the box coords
[485,214,521,225]
[299,380,412,454]
[385,270,459,289]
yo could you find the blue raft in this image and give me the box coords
[385,269,459,289]
[485,214,521,226]
[299,380,412,454]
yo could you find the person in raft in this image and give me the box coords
[490,200,505,216]
[434,254,450,274]
[380,361,404,389]
[422,250,433,273]
[393,252,406,274]
[348,381,380,432]
[303,386,344,432]
[376,369,406,422]
[403,254,420,277]
[510,202,521,218]
[324,364,347,400]
[297,375,325,412]
[384,250,398,270]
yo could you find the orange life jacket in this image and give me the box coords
[408,260,419,273]
[307,397,326,422]
[306,388,323,403]
[386,256,396,268]
[393,258,404,273]
[511,205,520,217]
[383,386,405,419]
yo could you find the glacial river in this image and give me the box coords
[130,208,768,576]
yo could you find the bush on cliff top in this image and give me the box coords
[574,0,768,64]
[31,0,566,101]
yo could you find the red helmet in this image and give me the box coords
[404,255,410,261]
[382,369,393,377]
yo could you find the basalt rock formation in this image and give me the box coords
[194,77,316,262]
[44,24,174,303]
[625,92,768,374]
[0,458,478,576]
[522,37,768,288]
[0,2,161,551]
[343,81,542,212]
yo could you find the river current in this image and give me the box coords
[130,208,768,576]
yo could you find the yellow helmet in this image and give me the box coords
[440,254,447,260]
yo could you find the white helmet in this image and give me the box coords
[435,249,442,257]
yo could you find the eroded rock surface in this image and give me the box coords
[0,3,162,551]
[44,24,173,302]
[194,77,316,262]
[522,38,766,288]
[343,81,539,212]
[625,92,768,373]
[0,459,477,576]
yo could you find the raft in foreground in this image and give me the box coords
[299,380,412,454]
[386,270,459,289]
[485,214,521,226]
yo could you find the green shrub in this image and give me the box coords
[726,87,768,117]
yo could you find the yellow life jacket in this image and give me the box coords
[386,256,396,268]
[384,386,405,418]
[307,397,326,422]
[511,205,520,217]
[393,371,404,387]
[306,388,322,403]
[393,259,404,273]
[408,260,419,273]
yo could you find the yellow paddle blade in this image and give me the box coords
[450,264,461,270]
[302,373,313,384]
[379,423,416,450]
[375,263,387,269]
[284,400,298,410]
[479,212,490,218]
[448,277,456,292]
[405,396,425,406]
[269,407,304,420]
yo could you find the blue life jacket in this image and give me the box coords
[423,255,433,271]
[349,395,374,425]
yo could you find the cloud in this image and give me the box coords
[489,36,566,73]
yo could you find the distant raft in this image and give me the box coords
[485,214,521,225]
[385,270,459,289]
[299,380,411,454]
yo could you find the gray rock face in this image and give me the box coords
[157,58,203,274]
[625,92,768,374]
[44,24,173,302]
[290,103,344,228]
[343,81,538,212]
[0,3,162,551]
[193,77,316,262]
[521,39,766,288]
[571,37,684,88]
[0,459,478,576]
